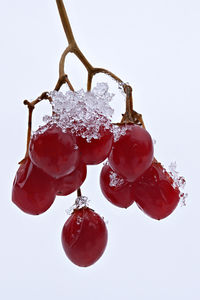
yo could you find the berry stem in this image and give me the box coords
[56,0,76,45]
[56,0,126,91]
[77,188,82,197]
[20,102,34,164]
[54,74,74,91]
[124,85,134,117]
[113,85,146,128]
[19,93,52,164]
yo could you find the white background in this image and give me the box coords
[0,0,199,299]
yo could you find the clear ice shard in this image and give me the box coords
[168,161,187,206]
[42,83,114,142]
[39,82,128,142]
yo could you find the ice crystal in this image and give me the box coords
[75,196,89,208]
[168,161,187,206]
[34,124,50,135]
[179,192,188,207]
[66,196,90,215]
[118,81,126,95]
[118,81,130,94]
[112,125,127,142]
[43,83,114,142]
[76,215,83,225]
[40,83,129,143]
[109,171,124,187]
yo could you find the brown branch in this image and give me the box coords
[59,45,72,78]
[55,0,127,92]
[18,103,35,164]
[92,68,124,84]
[56,0,76,45]
[19,92,52,164]
[111,85,146,128]
[54,74,74,91]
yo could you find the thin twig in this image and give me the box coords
[56,0,76,45]
[20,92,52,164]
[56,0,127,92]
[77,188,82,197]
[54,74,74,91]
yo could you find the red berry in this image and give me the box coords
[29,124,80,178]
[133,161,180,220]
[12,158,56,215]
[76,125,113,165]
[100,163,135,208]
[62,207,108,267]
[56,162,87,196]
[109,125,153,182]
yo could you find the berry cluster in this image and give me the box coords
[12,84,186,267]
[12,0,186,268]
[100,124,184,220]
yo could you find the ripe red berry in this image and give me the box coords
[29,124,80,178]
[100,163,135,208]
[76,125,113,165]
[62,207,108,267]
[133,161,180,220]
[56,162,87,196]
[12,158,56,215]
[108,125,154,182]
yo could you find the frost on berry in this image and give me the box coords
[44,83,114,142]
[109,170,124,187]
[76,215,83,225]
[168,162,188,206]
[33,123,50,135]
[66,196,90,215]
[112,125,127,142]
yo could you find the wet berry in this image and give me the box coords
[76,125,113,165]
[12,158,56,215]
[133,161,180,220]
[29,124,80,178]
[56,162,87,196]
[62,207,108,267]
[100,163,135,208]
[109,125,154,182]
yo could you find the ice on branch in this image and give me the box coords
[168,162,188,206]
[109,171,124,187]
[43,83,115,142]
[118,81,130,95]
[75,196,89,208]
[66,196,90,215]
